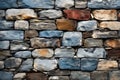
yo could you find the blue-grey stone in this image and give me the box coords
[0,31,24,40]
[0,10,5,18]
[58,58,81,70]
[0,41,9,49]
[0,71,13,80]
[15,51,31,58]
[0,0,17,9]
[19,0,54,8]
[88,0,120,9]
[81,58,98,71]
[39,30,63,38]
[0,20,13,29]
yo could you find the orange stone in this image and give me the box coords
[63,9,90,20]
[56,19,75,31]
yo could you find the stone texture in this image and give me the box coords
[19,0,54,8]
[55,48,75,57]
[0,51,11,60]
[93,10,117,20]
[62,32,82,46]
[91,71,108,80]
[25,30,38,40]
[118,12,120,20]
[34,59,57,71]
[49,76,69,80]
[97,59,118,70]
[77,48,106,58]
[5,57,22,68]
[109,71,120,80]
[88,0,120,9]
[0,20,13,29]
[0,61,4,69]
[77,20,97,31]
[64,9,91,20]
[6,9,37,20]
[0,71,13,80]
[0,41,9,49]
[30,38,60,48]
[56,19,75,31]
[81,58,98,71]
[14,73,26,80]
[26,73,48,80]
[30,19,56,30]
[15,20,29,29]
[71,71,90,80]
[39,10,63,19]
[55,0,74,9]
[19,59,33,71]
[58,58,81,70]
[83,32,92,38]
[84,38,103,47]
[75,0,87,8]
[32,49,54,58]
[0,10,5,18]
[107,49,120,59]
[0,31,24,40]
[39,30,63,38]
[10,41,29,50]
[92,31,118,38]
[15,51,32,58]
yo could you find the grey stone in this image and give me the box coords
[81,58,98,71]
[55,48,75,57]
[49,76,69,80]
[10,41,29,50]
[75,0,87,8]
[62,32,82,46]
[0,51,11,60]
[77,48,106,58]
[55,0,74,8]
[39,30,63,38]
[19,59,33,71]
[14,73,26,80]
[15,51,32,58]
[0,71,13,80]
[77,20,97,31]
[0,61,4,69]
[109,71,120,80]
[58,58,81,70]
[0,10,5,18]
[88,0,120,9]
[15,20,29,29]
[34,59,57,71]
[71,71,90,80]
[0,20,13,29]
[39,10,63,19]
[0,41,9,49]
[19,0,54,8]
[0,31,24,40]
[5,57,22,68]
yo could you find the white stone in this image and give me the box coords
[14,73,26,79]
[15,20,29,29]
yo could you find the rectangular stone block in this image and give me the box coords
[107,49,120,59]
[0,20,13,29]
[0,41,9,49]
[75,0,87,8]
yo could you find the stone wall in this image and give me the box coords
[0,0,120,80]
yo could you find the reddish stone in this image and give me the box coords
[118,13,120,20]
[63,9,91,20]
[107,49,120,59]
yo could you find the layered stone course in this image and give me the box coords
[0,0,120,80]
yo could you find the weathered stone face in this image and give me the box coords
[25,30,38,40]
[0,41,9,49]
[49,76,69,80]
[14,73,26,80]
[0,20,13,29]
[109,71,120,80]
[107,49,120,59]
[0,51,11,60]
[15,51,32,58]
[0,10,5,18]
[75,0,87,8]
[0,71,13,80]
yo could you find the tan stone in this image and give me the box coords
[25,30,38,40]
[109,71,120,80]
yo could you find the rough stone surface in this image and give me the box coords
[58,58,81,70]
[71,71,90,80]
[19,59,33,71]
[5,57,22,68]
[0,31,24,40]
[55,0,74,9]
[97,59,118,70]
[56,19,75,31]
[107,49,120,59]
[0,51,11,60]
[49,76,69,80]
[15,51,32,58]
[83,32,92,38]
[32,49,54,58]
[64,9,91,20]
[34,59,57,71]
[0,10,5,18]
[0,41,9,49]
[15,20,29,29]
[0,71,13,80]
[77,48,106,58]
[25,30,38,40]
[6,9,37,20]
[84,38,103,47]
[0,61,4,69]
[39,30,63,38]
[77,20,97,31]
[62,32,82,46]
[30,38,60,48]
[0,20,13,29]
[93,10,117,20]
[55,48,75,57]
[109,71,120,80]
[75,0,87,8]
[39,10,63,19]
[14,73,26,80]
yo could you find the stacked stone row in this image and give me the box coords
[0,0,120,80]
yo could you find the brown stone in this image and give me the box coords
[83,32,92,38]
[0,50,11,60]
[25,30,38,40]
[107,49,120,59]
[26,73,48,80]
[118,12,120,20]
[56,19,75,31]
[63,9,90,20]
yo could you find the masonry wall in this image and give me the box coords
[0,0,120,80]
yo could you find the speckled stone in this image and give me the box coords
[0,71,13,80]
[0,51,11,60]
[0,20,13,29]
[25,30,38,40]
[109,71,120,80]
[15,51,32,58]
[0,41,9,49]
[49,76,69,80]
